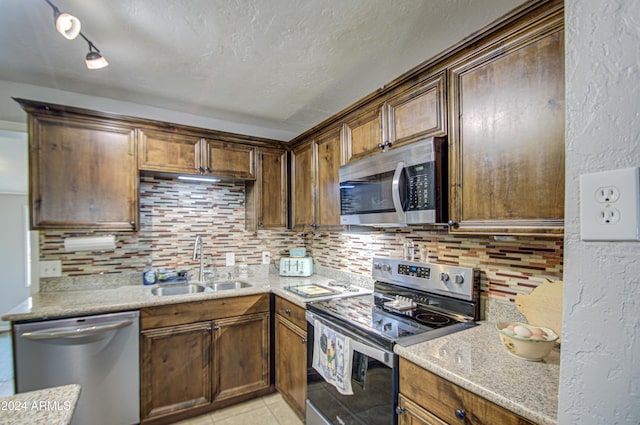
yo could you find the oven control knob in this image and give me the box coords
[382,264,392,272]
[373,262,382,270]
[453,274,464,284]
[439,272,450,282]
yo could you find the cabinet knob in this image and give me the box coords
[213,325,220,331]
[301,338,307,344]
[447,220,459,229]
[455,409,466,420]
[284,308,291,315]
[395,406,406,415]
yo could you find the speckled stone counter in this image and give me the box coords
[0,384,80,425]
[394,323,559,425]
[2,273,370,322]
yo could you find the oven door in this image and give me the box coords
[306,311,398,425]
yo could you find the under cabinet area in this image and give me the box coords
[274,296,307,419]
[140,295,271,424]
[22,105,138,231]
[399,359,534,425]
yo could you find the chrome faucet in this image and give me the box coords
[192,235,205,282]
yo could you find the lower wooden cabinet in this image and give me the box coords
[274,297,307,419]
[140,295,271,424]
[399,358,535,425]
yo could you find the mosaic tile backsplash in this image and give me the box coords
[39,176,563,307]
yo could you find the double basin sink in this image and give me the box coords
[151,281,251,296]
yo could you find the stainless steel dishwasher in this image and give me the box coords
[13,310,140,425]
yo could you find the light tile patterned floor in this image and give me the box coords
[174,393,303,425]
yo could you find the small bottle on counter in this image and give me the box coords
[142,258,157,286]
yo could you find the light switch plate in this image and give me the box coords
[580,167,640,241]
[261,251,271,264]
[225,252,235,266]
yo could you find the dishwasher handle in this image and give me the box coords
[20,319,134,340]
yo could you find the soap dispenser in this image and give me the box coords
[238,256,249,279]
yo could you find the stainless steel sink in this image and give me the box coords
[151,281,251,296]
[205,281,251,291]
[151,283,205,296]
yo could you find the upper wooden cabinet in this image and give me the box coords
[139,130,256,180]
[448,8,565,235]
[342,72,447,163]
[291,127,343,231]
[342,104,385,163]
[386,71,447,147]
[246,148,288,230]
[27,112,138,231]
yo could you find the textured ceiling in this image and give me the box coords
[1,0,524,140]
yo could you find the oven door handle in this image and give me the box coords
[306,311,394,368]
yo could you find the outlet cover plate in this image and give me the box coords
[580,167,640,241]
[225,252,235,266]
[39,260,62,277]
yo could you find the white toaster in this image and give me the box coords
[279,257,314,277]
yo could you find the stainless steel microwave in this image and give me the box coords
[339,137,447,227]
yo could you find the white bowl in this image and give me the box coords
[496,322,559,361]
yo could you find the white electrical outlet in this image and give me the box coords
[225,252,235,266]
[261,251,271,264]
[580,167,640,241]
[39,260,62,277]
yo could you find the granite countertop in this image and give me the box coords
[394,323,560,425]
[1,273,368,322]
[0,384,80,425]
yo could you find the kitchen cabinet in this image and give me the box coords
[246,148,288,230]
[25,110,138,231]
[342,72,446,163]
[139,130,256,180]
[448,8,565,235]
[140,295,271,424]
[274,297,307,419]
[398,358,534,425]
[386,71,447,147]
[291,126,343,230]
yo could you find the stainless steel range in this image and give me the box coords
[306,257,478,425]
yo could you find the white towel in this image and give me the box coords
[312,319,354,395]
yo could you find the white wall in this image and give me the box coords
[560,0,640,423]
[0,80,296,141]
[0,195,30,330]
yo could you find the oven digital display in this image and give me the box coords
[398,264,431,279]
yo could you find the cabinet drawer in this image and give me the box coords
[141,294,269,330]
[399,359,535,425]
[275,297,306,330]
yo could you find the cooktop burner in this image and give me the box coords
[414,312,453,326]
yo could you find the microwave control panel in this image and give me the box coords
[406,163,435,211]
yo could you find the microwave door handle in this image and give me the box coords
[392,161,406,219]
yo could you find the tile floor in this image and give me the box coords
[174,393,303,425]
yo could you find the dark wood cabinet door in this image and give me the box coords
[314,127,342,227]
[449,11,565,234]
[275,314,307,419]
[397,395,447,425]
[29,114,137,230]
[140,322,213,422]
[138,128,201,174]
[343,104,385,163]
[291,141,314,230]
[212,312,270,403]
[387,71,447,147]
[204,140,256,180]
[259,149,288,228]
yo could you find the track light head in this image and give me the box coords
[85,49,108,70]
[54,11,81,40]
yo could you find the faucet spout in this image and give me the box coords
[192,235,205,282]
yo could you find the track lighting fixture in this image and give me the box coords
[43,0,109,70]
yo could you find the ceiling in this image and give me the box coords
[1,0,524,141]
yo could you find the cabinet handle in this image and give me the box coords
[301,338,307,344]
[206,327,212,333]
[284,309,291,315]
[130,221,135,226]
[213,325,220,331]
[395,406,406,415]
[447,220,459,229]
[454,409,466,420]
